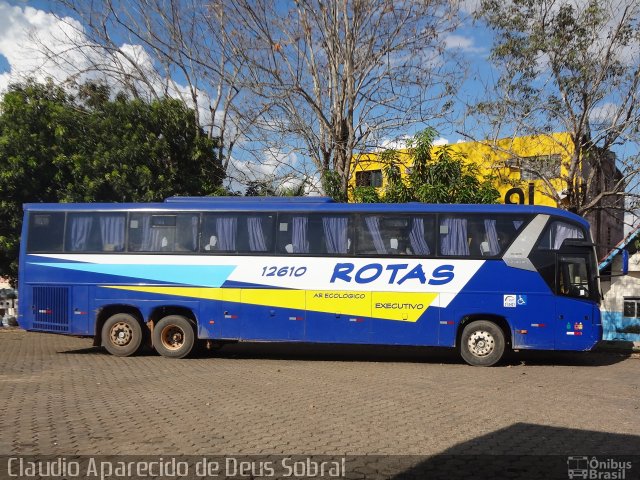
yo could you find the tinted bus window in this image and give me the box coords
[27,212,65,253]
[65,213,126,252]
[537,220,585,250]
[202,213,275,253]
[356,214,435,256]
[440,214,529,257]
[129,213,199,252]
[277,214,352,255]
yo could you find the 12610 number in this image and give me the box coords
[261,266,307,277]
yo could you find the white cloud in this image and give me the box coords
[590,102,618,125]
[225,148,316,194]
[369,135,449,152]
[444,34,484,54]
[371,136,410,152]
[0,2,89,92]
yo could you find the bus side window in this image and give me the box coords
[406,215,434,257]
[537,221,585,250]
[27,213,65,253]
[129,213,198,252]
[440,216,470,256]
[239,214,275,253]
[175,214,199,252]
[442,214,529,258]
[65,213,126,252]
[318,214,350,255]
[201,214,239,253]
[356,214,433,257]
[356,215,387,255]
[277,215,309,254]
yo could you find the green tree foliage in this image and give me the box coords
[0,80,221,283]
[353,128,500,204]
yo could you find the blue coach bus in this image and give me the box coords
[18,197,616,366]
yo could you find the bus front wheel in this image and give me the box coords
[153,315,195,359]
[460,320,505,367]
[102,313,143,357]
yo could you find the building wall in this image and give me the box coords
[600,252,640,341]
[351,132,572,206]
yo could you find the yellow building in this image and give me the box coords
[350,132,623,252]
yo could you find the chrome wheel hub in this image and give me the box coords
[468,330,495,357]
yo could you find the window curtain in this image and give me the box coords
[322,217,349,254]
[69,216,93,251]
[292,216,309,253]
[409,217,430,255]
[141,216,163,251]
[216,217,238,251]
[440,217,469,256]
[484,219,500,256]
[248,217,267,252]
[553,223,584,249]
[365,216,387,254]
[190,215,199,251]
[99,215,125,251]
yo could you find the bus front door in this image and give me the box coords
[555,253,598,350]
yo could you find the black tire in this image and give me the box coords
[153,315,196,359]
[460,320,506,367]
[102,313,143,357]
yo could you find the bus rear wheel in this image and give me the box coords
[102,313,143,357]
[460,320,505,367]
[153,315,195,359]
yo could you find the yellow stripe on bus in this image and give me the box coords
[103,286,438,322]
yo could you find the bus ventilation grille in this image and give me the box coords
[32,286,70,332]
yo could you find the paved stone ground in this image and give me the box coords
[0,328,639,459]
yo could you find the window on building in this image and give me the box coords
[519,154,561,181]
[355,170,383,188]
[623,298,640,318]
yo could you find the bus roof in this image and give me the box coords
[23,198,590,228]
[165,196,335,204]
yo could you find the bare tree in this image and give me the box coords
[33,0,459,195]
[219,0,460,199]
[470,0,640,228]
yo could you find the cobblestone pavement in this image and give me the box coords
[0,328,639,457]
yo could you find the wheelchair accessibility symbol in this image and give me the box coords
[503,294,527,308]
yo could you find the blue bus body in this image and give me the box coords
[18,199,602,365]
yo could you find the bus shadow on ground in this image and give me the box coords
[193,342,632,367]
[381,423,640,480]
[59,340,632,366]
